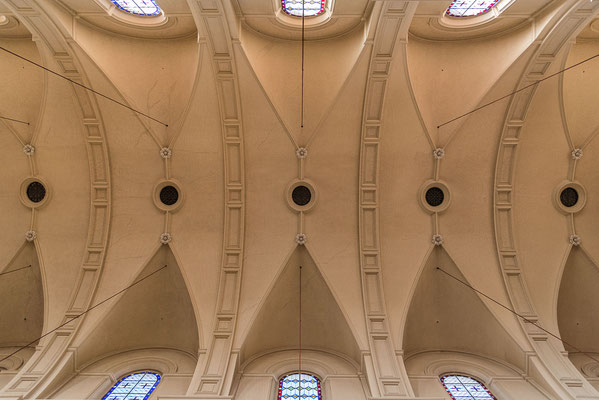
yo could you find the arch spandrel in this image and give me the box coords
[239,245,362,367]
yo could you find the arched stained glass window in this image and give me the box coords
[102,371,161,400]
[282,0,326,17]
[278,373,322,400]
[111,0,162,16]
[441,375,497,400]
[446,0,500,17]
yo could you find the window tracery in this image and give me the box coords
[278,373,322,400]
[102,371,161,400]
[440,375,497,400]
[282,0,326,17]
[111,0,162,16]
[446,0,500,17]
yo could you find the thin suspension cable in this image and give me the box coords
[300,0,305,128]
[436,266,599,365]
[0,115,29,125]
[0,265,31,277]
[299,264,302,399]
[0,264,167,364]
[0,46,168,127]
[437,53,599,129]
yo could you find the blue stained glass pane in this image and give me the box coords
[446,0,500,17]
[278,373,322,400]
[102,372,161,400]
[282,0,326,17]
[111,0,162,16]
[441,375,497,400]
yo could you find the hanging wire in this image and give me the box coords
[298,264,303,399]
[0,46,168,127]
[437,53,599,129]
[0,264,167,364]
[436,266,599,365]
[0,265,31,277]
[300,0,306,128]
[0,115,29,125]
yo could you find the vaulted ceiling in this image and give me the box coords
[1,0,599,399]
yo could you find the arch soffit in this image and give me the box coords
[0,2,112,396]
[492,0,599,396]
[495,0,599,332]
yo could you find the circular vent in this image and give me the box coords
[560,187,578,208]
[287,179,318,212]
[159,185,179,206]
[292,185,311,206]
[153,180,184,212]
[425,187,444,207]
[26,181,46,203]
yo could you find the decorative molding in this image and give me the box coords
[186,0,246,396]
[295,147,308,159]
[432,148,445,160]
[160,147,173,159]
[160,232,172,245]
[25,230,37,242]
[0,1,112,398]
[22,144,35,156]
[568,234,581,247]
[431,235,444,247]
[357,2,416,397]
[295,233,307,246]
[493,0,599,397]
[571,148,583,160]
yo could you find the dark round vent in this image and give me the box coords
[560,187,579,208]
[425,187,444,207]
[159,185,179,206]
[292,185,312,206]
[26,181,46,203]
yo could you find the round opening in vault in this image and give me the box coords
[425,187,444,207]
[160,185,179,206]
[560,187,579,208]
[292,185,312,206]
[26,181,46,203]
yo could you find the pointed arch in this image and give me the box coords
[557,246,599,359]
[239,245,362,367]
[0,241,45,369]
[76,244,199,369]
[403,246,527,371]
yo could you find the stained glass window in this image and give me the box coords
[282,0,326,17]
[111,0,161,16]
[441,375,497,400]
[278,373,322,400]
[102,371,161,400]
[446,0,500,17]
